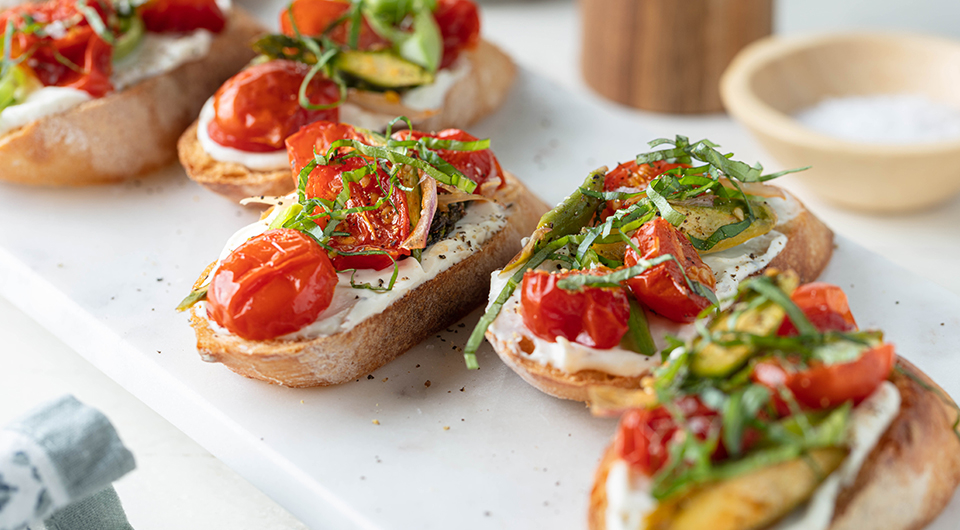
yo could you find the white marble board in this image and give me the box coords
[1,58,959,530]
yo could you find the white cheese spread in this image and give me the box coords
[196,97,292,171]
[605,382,902,530]
[400,56,471,111]
[196,199,508,340]
[0,87,92,136]
[112,30,213,90]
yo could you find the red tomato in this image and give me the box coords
[286,121,411,271]
[208,60,341,152]
[207,229,338,341]
[434,0,480,69]
[1,0,115,97]
[520,269,630,349]
[753,343,895,411]
[279,0,388,49]
[616,396,762,475]
[393,128,504,193]
[600,160,687,219]
[139,0,226,33]
[604,160,686,192]
[624,218,716,323]
[778,282,858,336]
[616,397,719,476]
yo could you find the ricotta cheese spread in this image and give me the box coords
[195,199,508,340]
[605,382,902,530]
[484,192,805,377]
[400,56,471,111]
[0,87,92,136]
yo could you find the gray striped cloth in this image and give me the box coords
[0,395,136,530]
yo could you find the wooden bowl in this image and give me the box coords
[720,32,960,212]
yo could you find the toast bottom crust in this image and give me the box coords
[190,172,548,387]
[588,358,960,530]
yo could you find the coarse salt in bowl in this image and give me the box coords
[720,32,960,212]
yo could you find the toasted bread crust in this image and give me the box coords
[488,191,835,403]
[588,358,960,530]
[178,39,515,203]
[178,120,293,204]
[0,9,264,186]
[189,172,548,387]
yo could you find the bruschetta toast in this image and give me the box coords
[178,119,547,386]
[465,136,835,402]
[0,0,264,186]
[178,0,515,203]
[588,272,960,530]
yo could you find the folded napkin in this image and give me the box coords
[0,395,136,530]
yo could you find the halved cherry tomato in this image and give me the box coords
[616,396,762,476]
[520,269,630,349]
[624,218,716,323]
[434,0,480,68]
[753,343,895,411]
[617,397,715,475]
[1,0,115,97]
[600,160,687,219]
[778,282,858,336]
[393,128,504,193]
[208,60,341,152]
[139,0,226,33]
[286,121,411,271]
[286,120,365,181]
[207,229,338,341]
[279,0,388,49]
[604,160,686,192]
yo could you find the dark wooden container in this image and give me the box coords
[581,0,773,113]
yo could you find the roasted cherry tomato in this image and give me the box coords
[520,269,630,349]
[207,229,338,341]
[285,120,366,188]
[279,0,388,49]
[617,397,715,475]
[1,0,115,97]
[616,396,761,476]
[393,128,504,193]
[139,0,226,33]
[286,121,411,271]
[624,218,716,323]
[778,282,858,336]
[600,160,687,219]
[753,343,895,411]
[434,0,480,68]
[208,60,341,152]
[604,160,686,192]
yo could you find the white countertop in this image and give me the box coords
[2,1,959,529]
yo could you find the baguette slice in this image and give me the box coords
[487,190,835,403]
[189,172,548,387]
[178,39,516,203]
[0,8,264,186]
[588,358,960,530]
